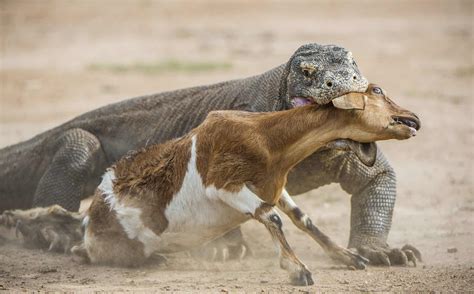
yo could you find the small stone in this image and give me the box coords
[260,280,269,284]
[447,247,458,253]
[38,267,58,274]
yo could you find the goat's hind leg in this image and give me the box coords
[277,190,368,269]
[218,187,313,286]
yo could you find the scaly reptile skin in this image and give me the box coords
[286,148,395,250]
[0,43,418,265]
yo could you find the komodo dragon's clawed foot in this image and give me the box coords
[191,228,252,262]
[354,243,422,267]
[191,239,251,262]
[0,205,83,253]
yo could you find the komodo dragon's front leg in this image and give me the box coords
[286,148,421,266]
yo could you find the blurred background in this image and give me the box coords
[0,0,472,291]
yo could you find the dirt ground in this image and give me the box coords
[0,0,473,292]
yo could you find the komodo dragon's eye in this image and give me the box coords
[372,87,383,95]
[302,69,311,78]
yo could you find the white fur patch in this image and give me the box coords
[280,189,297,210]
[98,169,161,257]
[162,135,251,251]
[92,135,266,255]
[82,215,90,227]
[211,185,264,216]
[98,168,116,201]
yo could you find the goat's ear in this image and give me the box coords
[332,93,366,110]
[326,139,377,167]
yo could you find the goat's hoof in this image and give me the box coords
[330,246,369,270]
[290,268,314,286]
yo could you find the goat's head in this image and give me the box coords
[333,83,420,142]
[323,83,420,166]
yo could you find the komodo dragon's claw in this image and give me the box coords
[354,243,422,267]
[191,227,252,262]
[402,244,422,262]
[15,220,22,238]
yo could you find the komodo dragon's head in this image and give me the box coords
[280,43,368,108]
[279,43,380,166]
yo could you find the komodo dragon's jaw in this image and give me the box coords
[281,43,369,109]
[279,44,373,165]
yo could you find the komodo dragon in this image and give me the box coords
[0,43,420,266]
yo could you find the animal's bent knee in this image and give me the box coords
[268,213,283,230]
[71,243,90,263]
[292,207,304,220]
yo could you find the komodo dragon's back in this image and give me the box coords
[0,71,280,212]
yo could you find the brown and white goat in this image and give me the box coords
[72,84,420,286]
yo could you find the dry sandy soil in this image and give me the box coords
[0,0,473,292]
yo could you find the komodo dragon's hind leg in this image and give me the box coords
[1,128,107,252]
[33,128,107,211]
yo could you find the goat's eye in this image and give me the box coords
[302,69,311,78]
[372,87,383,95]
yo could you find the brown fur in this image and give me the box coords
[81,83,418,268]
[85,192,147,266]
[193,84,417,206]
[112,137,192,236]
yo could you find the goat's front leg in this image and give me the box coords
[278,190,368,269]
[218,187,313,286]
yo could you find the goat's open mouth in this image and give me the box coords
[290,96,317,107]
[391,115,421,136]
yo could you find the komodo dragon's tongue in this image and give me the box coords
[291,97,315,107]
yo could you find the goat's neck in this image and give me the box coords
[256,106,346,171]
